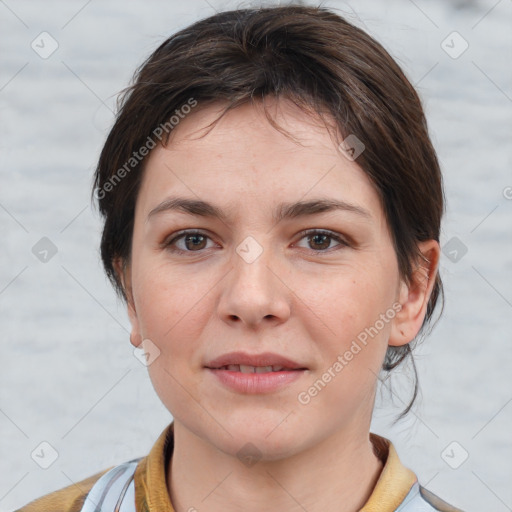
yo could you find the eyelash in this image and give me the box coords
[162,229,350,254]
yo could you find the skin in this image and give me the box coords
[115,97,440,512]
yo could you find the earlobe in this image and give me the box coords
[388,240,440,347]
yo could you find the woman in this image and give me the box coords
[17,4,463,511]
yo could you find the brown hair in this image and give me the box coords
[91,4,444,419]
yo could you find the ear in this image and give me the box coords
[113,257,143,348]
[388,240,441,347]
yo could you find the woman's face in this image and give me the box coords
[121,98,426,459]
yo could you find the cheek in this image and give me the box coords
[136,270,214,416]
[133,262,215,384]
[302,266,394,331]
[134,259,211,337]
[295,276,393,419]
[297,266,395,371]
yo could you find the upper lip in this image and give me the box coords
[205,351,307,370]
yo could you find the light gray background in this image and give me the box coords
[1,0,511,510]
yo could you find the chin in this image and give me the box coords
[212,412,306,460]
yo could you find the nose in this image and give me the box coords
[217,240,291,329]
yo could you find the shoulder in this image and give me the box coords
[14,423,173,512]
[14,467,113,512]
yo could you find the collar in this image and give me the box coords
[134,422,417,512]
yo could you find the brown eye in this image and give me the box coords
[308,233,331,250]
[296,230,349,252]
[164,231,214,253]
[182,233,208,251]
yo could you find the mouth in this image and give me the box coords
[203,351,308,393]
[205,364,307,394]
[204,351,307,372]
[207,364,305,373]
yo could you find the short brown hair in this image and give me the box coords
[91,4,444,418]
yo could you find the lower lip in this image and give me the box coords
[206,368,306,394]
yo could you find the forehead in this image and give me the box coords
[169,98,338,149]
[136,98,386,228]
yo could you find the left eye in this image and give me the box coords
[295,230,348,251]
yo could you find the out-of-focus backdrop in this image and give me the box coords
[1,0,511,510]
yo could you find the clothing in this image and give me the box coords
[16,422,463,512]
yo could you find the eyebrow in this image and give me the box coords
[146,196,372,224]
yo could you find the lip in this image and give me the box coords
[204,351,308,394]
[206,367,306,394]
[205,351,307,370]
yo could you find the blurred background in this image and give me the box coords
[1,0,511,510]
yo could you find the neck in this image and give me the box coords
[168,421,384,512]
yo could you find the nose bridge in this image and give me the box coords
[232,233,275,297]
[218,233,290,325]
